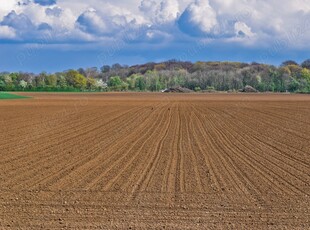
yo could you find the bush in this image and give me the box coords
[194,87,201,92]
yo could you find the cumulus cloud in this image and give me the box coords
[157,0,180,24]
[178,0,217,37]
[139,0,156,14]
[18,0,31,6]
[0,1,90,43]
[76,9,117,36]
[139,0,180,25]
[38,22,52,31]
[75,3,144,38]
[234,22,254,38]
[1,11,35,31]
[45,7,62,17]
[207,0,310,40]
[0,25,16,39]
[0,0,309,49]
[177,0,256,39]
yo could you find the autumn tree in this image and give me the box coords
[86,77,97,90]
[65,70,87,90]
[301,68,310,83]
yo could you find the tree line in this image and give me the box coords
[1,59,310,93]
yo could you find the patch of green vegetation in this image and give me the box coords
[0,92,30,100]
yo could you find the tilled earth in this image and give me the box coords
[0,93,309,229]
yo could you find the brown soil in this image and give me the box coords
[0,93,309,229]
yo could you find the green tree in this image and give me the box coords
[0,79,5,91]
[288,77,300,92]
[121,82,129,91]
[46,74,57,87]
[57,75,68,89]
[9,72,19,81]
[4,75,15,90]
[35,73,47,88]
[108,76,123,91]
[126,74,139,90]
[135,76,146,91]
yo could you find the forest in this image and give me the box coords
[1,59,310,93]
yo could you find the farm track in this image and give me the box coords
[0,93,309,229]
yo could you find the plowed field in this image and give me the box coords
[0,93,309,229]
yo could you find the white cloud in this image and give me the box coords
[140,0,180,24]
[176,0,310,46]
[139,0,156,14]
[45,7,62,17]
[234,22,254,37]
[156,0,180,24]
[1,10,26,27]
[0,25,16,39]
[0,0,309,49]
[76,9,115,35]
[178,0,217,36]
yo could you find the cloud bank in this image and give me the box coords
[0,0,309,46]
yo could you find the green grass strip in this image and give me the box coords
[0,92,31,100]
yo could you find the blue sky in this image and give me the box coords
[0,0,310,73]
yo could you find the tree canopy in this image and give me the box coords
[1,59,310,93]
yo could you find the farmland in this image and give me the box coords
[0,93,309,229]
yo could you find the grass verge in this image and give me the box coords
[0,92,30,100]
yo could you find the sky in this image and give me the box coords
[0,0,310,73]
